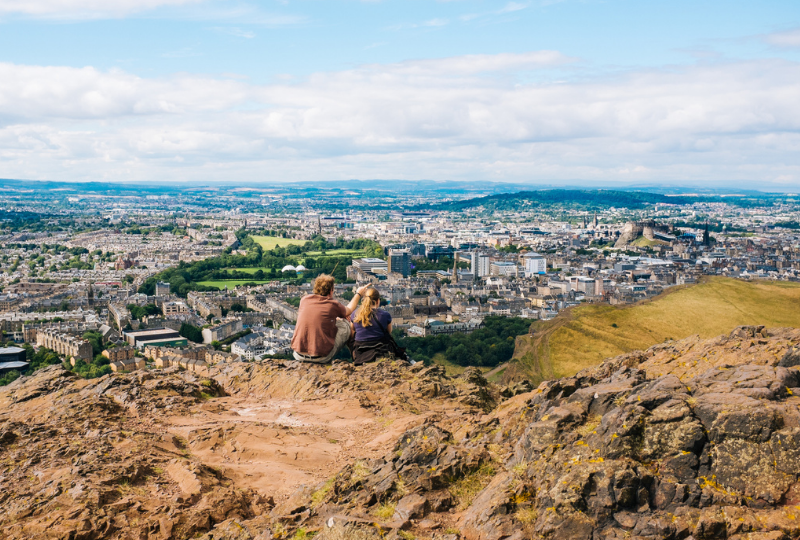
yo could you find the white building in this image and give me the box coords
[523,253,547,276]
[162,301,189,316]
[490,261,518,277]
[474,255,492,277]
[352,258,389,273]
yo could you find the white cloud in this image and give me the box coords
[211,26,256,38]
[0,0,306,24]
[498,2,528,14]
[461,1,529,23]
[0,0,205,18]
[765,28,800,48]
[422,17,449,27]
[367,51,573,75]
[1,54,800,185]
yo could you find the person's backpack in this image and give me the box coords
[373,313,408,362]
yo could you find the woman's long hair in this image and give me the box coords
[354,288,381,327]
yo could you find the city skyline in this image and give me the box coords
[1,0,799,186]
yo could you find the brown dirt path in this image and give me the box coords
[164,395,425,500]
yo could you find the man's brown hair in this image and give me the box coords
[313,274,335,296]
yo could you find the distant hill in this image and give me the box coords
[418,188,781,211]
[508,277,800,383]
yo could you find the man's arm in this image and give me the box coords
[344,285,369,317]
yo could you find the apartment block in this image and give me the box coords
[37,328,93,361]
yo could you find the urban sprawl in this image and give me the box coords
[1,185,799,379]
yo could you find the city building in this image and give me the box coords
[124,328,188,349]
[490,261,518,277]
[102,346,135,362]
[0,346,27,363]
[36,329,93,361]
[162,300,189,316]
[202,318,243,344]
[474,254,492,277]
[109,357,145,372]
[108,303,132,330]
[155,281,171,296]
[523,253,547,276]
[352,258,389,274]
[407,318,485,337]
[0,295,19,312]
[388,249,411,277]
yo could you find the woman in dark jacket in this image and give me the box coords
[349,288,394,365]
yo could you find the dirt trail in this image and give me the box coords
[165,395,424,499]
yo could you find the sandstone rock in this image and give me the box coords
[6,329,800,540]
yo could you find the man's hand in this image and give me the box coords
[356,285,369,296]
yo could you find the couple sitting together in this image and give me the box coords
[290,274,399,365]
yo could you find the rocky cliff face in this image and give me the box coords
[2,326,800,540]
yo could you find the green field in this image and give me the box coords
[514,277,800,383]
[224,268,265,274]
[197,279,273,289]
[251,236,307,250]
[631,236,668,248]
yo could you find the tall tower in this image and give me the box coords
[87,281,94,306]
[703,222,711,247]
[452,257,458,283]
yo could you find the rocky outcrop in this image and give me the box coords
[4,327,800,540]
[0,366,265,540]
[241,327,800,540]
[0,358,506,539]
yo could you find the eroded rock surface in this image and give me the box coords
[242,327,800,540]
[4,327,800,540]
[0,359,501,539]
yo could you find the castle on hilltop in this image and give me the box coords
[614,219,673,248]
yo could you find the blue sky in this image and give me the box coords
[1,0,799,187]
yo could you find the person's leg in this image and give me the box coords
[318,318,352,364]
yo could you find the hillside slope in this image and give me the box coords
[231,325,800,540]
[511,277,800,383]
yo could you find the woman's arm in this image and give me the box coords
[386,322,393,334]
[344,285,369,317]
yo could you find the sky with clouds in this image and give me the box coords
[0,0,799,188]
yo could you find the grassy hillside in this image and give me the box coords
[513,277,800,384]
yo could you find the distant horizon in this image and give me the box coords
[0,0,799,187]
[1,177,798,195]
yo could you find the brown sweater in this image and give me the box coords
[290,294,347,357]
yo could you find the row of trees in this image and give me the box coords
[410,256,470,275]
[395,316,531,368]
[180,323,204,343]
[127,303,161,320]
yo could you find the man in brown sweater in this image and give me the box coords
[291,274,368,363]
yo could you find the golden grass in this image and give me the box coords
[316,525,380,540]
[517,277,800,381]
[311,477,335,508]
[576,414,603,437]
[448,463,496,510]
[373,502,396,520]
